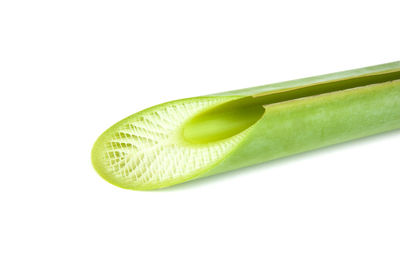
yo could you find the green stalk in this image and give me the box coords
[92,61,400,190]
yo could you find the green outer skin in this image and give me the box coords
[214,61,400,96]
[197,61,400,178]
[202,79,400,178]
[92,61,400,190]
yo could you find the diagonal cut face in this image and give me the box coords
[91,97,254,190]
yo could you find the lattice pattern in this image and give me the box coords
[101,97,246,188]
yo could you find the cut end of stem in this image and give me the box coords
[91,96,252,190]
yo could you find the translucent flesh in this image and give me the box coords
[91,97,252,190]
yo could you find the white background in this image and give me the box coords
[1,1,399,265]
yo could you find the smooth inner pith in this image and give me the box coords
[183,70,400,144]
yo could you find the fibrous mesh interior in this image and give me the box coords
[100,97,247,188]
